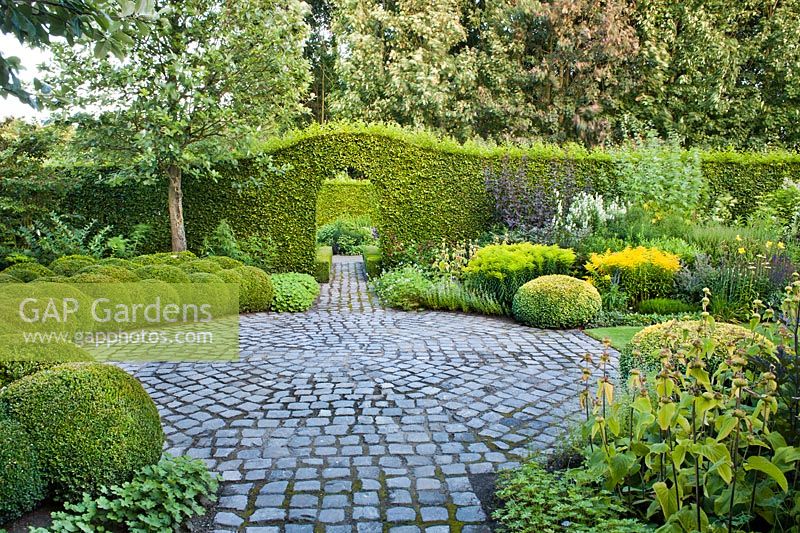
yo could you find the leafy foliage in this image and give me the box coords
[316,176,379,227]
[494,460,651,533]
[29,454,218,533]
[316,216,376,255]
[580,298,800,532]
[269,273,320,312]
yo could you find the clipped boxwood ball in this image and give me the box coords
[620,320,776,379]
[97,257,138,270]
[0,416,46,523]
[33,275,71,283]
[132,251,197,266]
[512,275,601,329]
[187,272,224,283]
[78,264,140,282]
[49,255,97,276]
[180,259,223,274]
[207,256,244,269]
[1,263,54,282]
[0,338,94,388]
[68,272,119,283]
[0,362,164,500]
[234,266,274,312]
[0,273,20,283]
[135,264,191,284]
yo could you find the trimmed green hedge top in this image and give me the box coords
[55,123,799,274]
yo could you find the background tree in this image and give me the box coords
[43,0,311,251]
[0,0,152,106]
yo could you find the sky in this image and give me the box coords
[0,33,51,122]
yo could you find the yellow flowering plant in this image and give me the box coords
[586,246,681,304]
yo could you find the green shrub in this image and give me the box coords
[78,264,140,282]
[68,272,119,283]
[207,255,244,269]
[187,272,224,284]
[463,243,576,310]
[216,269,243,285]
[362,245,382,279]
[494,461,650,533]
[1,262,54,282]
[33,275,71,283]
[315,246,333,283]
[234,266,274,312]
[30,455,218,533]
[512,275,601,328]
[0,416,46,523]
[316,216,376,255]
[585,246,681,304]
[0,362,164,500]
[270,273,320,312]
[636,297,697,315]
[133,251,197,266]
[0,273,20,283]
[179,259,223,274]
[49,255,97,276]
[135,264,191,284]
[423,279,503,315]
[620,319,775,378]
[0,340,93,388]
[372,266,434,311]
[97,257,138,270]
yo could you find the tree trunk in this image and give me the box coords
[167,164,188,252]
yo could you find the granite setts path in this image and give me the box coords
[120,256,615,532]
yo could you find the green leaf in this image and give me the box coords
[653,481,678,519]
[745,456,789,492]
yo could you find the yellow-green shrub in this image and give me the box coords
[463,243,576,309]
[620,319,775,378]
[512,275,601,328]
[585,246,680,303]
[1,263,54,282]
[49,255,97,276]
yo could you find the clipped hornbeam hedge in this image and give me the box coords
[47,123,800,274]
[316,179,380,227]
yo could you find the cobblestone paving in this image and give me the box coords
[122,255,615,533]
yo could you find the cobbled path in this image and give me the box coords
[122,256,614,533]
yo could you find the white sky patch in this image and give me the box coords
[0,33,52,122]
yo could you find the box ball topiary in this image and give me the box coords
[33,275,71,283]
[0,416,46,523]
[135,264,191,284]
[1,263,54,282]
[234,266,274,312]
[68,272,120,283]
[207,256,244,269]
[49,255,97,276]
[187,272,224,283]
[0,338,94,388]
[512,275,601,329]
[78,264,140,282]
[620,320,776,379]
[270,273,320,312]
[132,251,197,266]
[180,259,223,274]
[97,257,138,270]
[0,362,164,500]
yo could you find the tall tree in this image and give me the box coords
[1,0,152,106]
[626,0,800,149]
[43,0,311,251]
